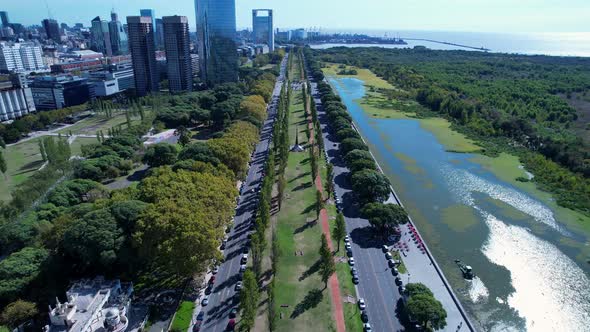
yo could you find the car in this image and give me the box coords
[229,307,238,318]
[347,250,353,257]
[361,310,369,323]
[220,240,227,250]
[388,259,396,268]
[242,246,249,254]
[241,253,248,264]
[226,318,236,331]
[348,257,355,266]
[196,311,205,321]
[357,298,366,310]
[209,276,216,284]
[204,286,212,295]
[201,296,209,306]
[395,276,403,286]
[345,243,352,251]
[363,323,372,332]
[335,198,341,205]
[232,294,240,304]
[385,252,393,260]
[352,276,359,284]
[235,281,243,291]
[193,321,202,332]
[398,285,406,295]
[391,267,399,276]
[250,188,255,194]
[225,226,232,234]
[212,266,219,274]
[344,235,350,243]
[352,269,359,278]
[239,264,247,274]
[381,245,389,253]
[350,267,357,275]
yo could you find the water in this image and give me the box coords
[312,30,590,57]
[328,76,590,331]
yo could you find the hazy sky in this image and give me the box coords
[3,0,589,33]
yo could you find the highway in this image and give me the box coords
[190,55,288,332]
[310,75,473,332]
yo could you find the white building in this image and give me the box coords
[87,64,134,97]
[0,74,36,121]
[45,277,133,332]
[0,42,46,73]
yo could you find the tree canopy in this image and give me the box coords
[361,203,409,235]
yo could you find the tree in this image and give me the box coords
[340,137,368,155]
[361,203,409,236]
[318,234,335,289]
[143,143,178,167]
[239,269,259,330]
[325,163,334,199]
[405,293,447,330]
[38,140,47,161]
[251,231,266,278]
[0,247,49,300]
[277,174,286,210]
[316,190,324,219]
[405,283,434,298]
[344,149,373,166]
[0,300,38,328]
[351,169,391,204]
[349,159,377,173]
[174,126,191,147]
[333,213,346,252]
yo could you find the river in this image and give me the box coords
[327,76,590,332]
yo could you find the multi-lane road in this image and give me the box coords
[310,76,474,332]
[190,55,288,332]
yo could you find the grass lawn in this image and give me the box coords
[272,83,335,331]
[70,137,100,156]
[0,137,46,202]
[57,111,145,136]
[170,301,195,332]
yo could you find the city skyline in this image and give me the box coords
[2,0,589,33]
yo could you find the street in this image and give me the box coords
[189,55,288,332]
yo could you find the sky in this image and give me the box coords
[3,0,590,33]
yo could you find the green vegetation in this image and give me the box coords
[170,301,195,332]
[404,283,447,331]
[311,47,590,216]
[440,204,479,232]
[361,203,409,236]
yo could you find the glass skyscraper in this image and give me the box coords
[195,0,238,85]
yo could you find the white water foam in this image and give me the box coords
[467,276,490,303]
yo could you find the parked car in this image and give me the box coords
[349,257,355,266]
[387,259,396,268]
[381,245,389,253]
[352,275,359,284]
[241,254,248,264]
[391,267,399,276]
[201,296,209,306]
[395,276,403,286]
[229,307,238,318]
[358,298,366,310]
[347,249,353,257]
[363,323,373,332]
[204,286,212,295]
[220,240,227,250]
[351,267,357,275]
[361,310,369,323]
[196,311,205,321]
[398,285,406,295]
[235,281,243,291]
[344,235,350,243]
[193,321,202,332]
[209,276,216,285]
[226,318,236,331]
[385,252,393,260]
[212,266,219,274]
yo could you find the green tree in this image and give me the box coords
[351,169,391,204]
[239,269,260,330]
[251,231,266,278]
[174,126,191,147]
[0,300,38,328]
[316,189,324,219]
[333,213,346,252]
[361,203,409,236]
[0,247,49,301]
[405,293,447,330]
[318,234,335,289]
[143,143,178,167]
[325,163,334,199]
[405,283,434,298]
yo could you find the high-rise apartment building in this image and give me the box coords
[90,16,113,56]
[0,42,46,73]
[252,9,274,51]
[42,19,61,42]
[163,16,192,93]
[109,11,128,55]
[0,12,10,28]
[126,16,159,97]
[195,0,238,85]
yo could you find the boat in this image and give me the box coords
[454,259,475,280]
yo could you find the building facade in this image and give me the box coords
[126,16,159,97]
[109,11,128,55]
[155,19,164,49]
[0,74,36,121]
[139,9,156,46]
[90,16,113,56]
[195,0,238,85]
[88,64,134,97]
[42,19,61,42]
[0,12,9,28]
[252,9,274,51]
[0,42,45,73]
[30,75,90,110]
[163,16,192,93]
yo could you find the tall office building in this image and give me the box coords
[42,19,61,42]
[155,19,164,49]
[0,42,45,72]
[163,16,192,93]
[90,16,113,56]
[252,9,274,51]
[139,9,156,35]
[0,12,10,28]
[195,0,238,85]
[126,16,159,97]
[109,11,128,55]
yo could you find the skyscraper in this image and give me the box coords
[0,12,10,28]
[90,16,113,56]
[195,0,238,85]
[126,16,159,97]
[139,9,156,35]
[252,9,274,51]
[109,10,128,55]
[42,19,61,42]
[163,16,192,93]
[0,42,46,72]
[155,19,164,49]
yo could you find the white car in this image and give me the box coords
[344,235,350,243]
[212,266,219,274]
[358,298,366,310]
[363,323,372,332]
[235,281,243,291]
[349,257,355,266]
[385,252,393,260]
[201,296,209,306]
